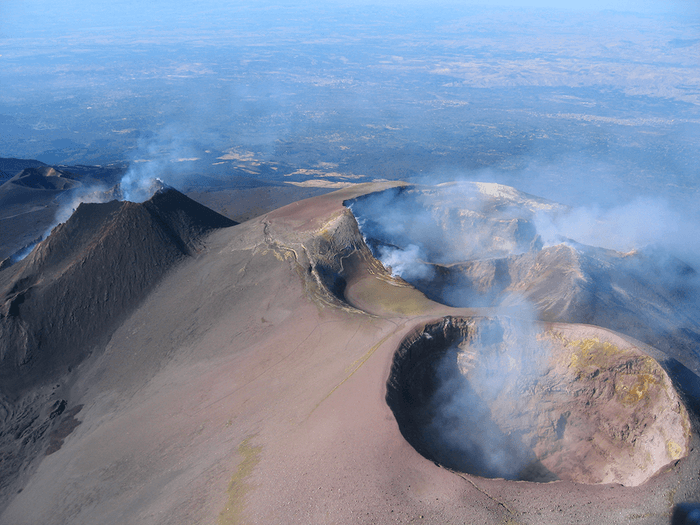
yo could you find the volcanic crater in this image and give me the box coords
[387,316,691,487]
[338,183,700,490]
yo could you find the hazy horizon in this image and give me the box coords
[1,0,699,209]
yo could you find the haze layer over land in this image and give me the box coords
[2,0,699,208]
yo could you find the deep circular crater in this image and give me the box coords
[386,316,691,486]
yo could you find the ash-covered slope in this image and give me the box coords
[0,166,85,260]
[0,188,236,398]
[0,181,699,525]
[7,167,79,191]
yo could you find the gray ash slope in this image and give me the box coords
[0,159,48,184]
[0,166,80,208]
[0,187,235,508]
[0,180,699,524]
[0,161,126,262]
[0,166,85,260]
[0,187,236,398]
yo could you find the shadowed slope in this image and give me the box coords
[0,188,236,398]
[0,188,236,508]
[0,167,79,207]
[0,166,84,260]
[0,160,47,184]
[8,167,79,191]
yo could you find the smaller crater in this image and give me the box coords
[386,316,691,486]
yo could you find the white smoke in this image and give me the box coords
[423,316,553,480]
[9,183,110,263]
[533,196,686,254]
[117,125,200,203]
[349,180,700,289]
[9,127,194,263]
[350,178,700,480]
[51,184,111,228]
[347,182,542,283]
[378,244,435,281]
[119,166,163,203]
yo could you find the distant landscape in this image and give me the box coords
[2,2,700,524]
[2,3,699,207]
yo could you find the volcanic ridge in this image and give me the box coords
[0,180,699,525]
[0,187,235,504]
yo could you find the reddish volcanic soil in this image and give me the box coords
[0,182,699,524]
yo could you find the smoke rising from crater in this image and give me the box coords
[423,316,553,481]
[352,175,700,480]
[348,181,551,289]
[9,127,204,263]
[349,176,700,301]
[118,126,203,203]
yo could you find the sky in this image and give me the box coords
[1,0,700,257]
[1,0,698,39]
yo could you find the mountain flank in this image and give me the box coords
[0,188,236,399]
[0,159,48,183]
[1,181,699,524]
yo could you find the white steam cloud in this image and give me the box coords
[378,244,435,281]
[350,180,699,287]
[348,181,550,288]
[118,125,202,203]
[533,197,686,254]
[350,177,700,480]
[424,317,552,480]
[9,183,109,263]
[51,184,111,227]
[11,126,201,263]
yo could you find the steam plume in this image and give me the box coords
[424,316,552,480]
[350,177,700,479]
